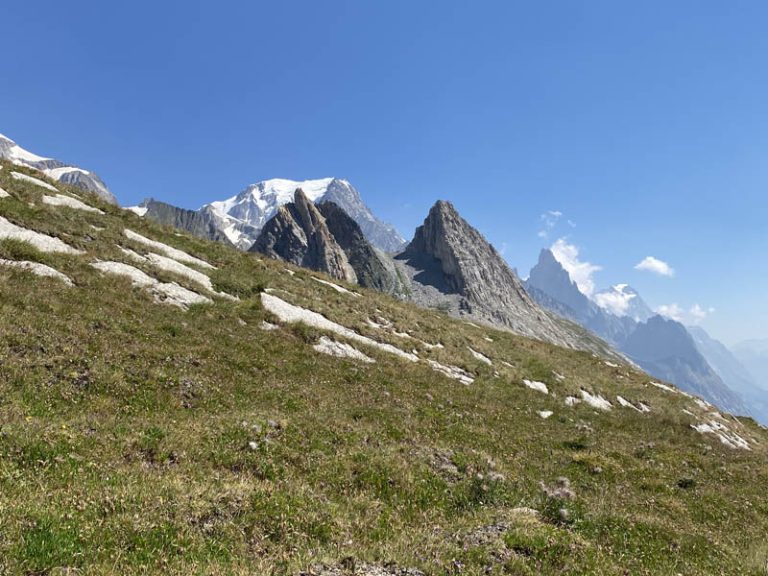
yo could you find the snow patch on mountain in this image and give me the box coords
[0,134,49,164]
[594,284,652,321]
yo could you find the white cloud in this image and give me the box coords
[655,303,715,324]
[594,284,636,316]
[689,304,716,324]
[550,238,602,297]
[635,256,675,277]
[537,210,563,238]
[655,303,685,322]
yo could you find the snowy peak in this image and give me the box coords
[204,177,404,252]
[0,133,50,164]
[594,284,653,322]
[209,178,336,225]
[0,132,117,205]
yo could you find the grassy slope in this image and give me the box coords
[1,161,767,575]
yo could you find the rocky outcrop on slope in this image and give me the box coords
[320,179,405,252]
[251,189,357,283]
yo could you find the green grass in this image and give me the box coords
[1,160,768,575]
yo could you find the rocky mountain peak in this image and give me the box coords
[397,200,614,354]
[204,177,404,252]
[250,188,357,283]
[527,248,591,315]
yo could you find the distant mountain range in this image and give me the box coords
[5,129,764,421]
[247,190,623,360]
[0,133,117,205]
[131,178,405,253]
[525,247,766,421]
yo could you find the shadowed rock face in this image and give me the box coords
[140,199,233,245]
[623,316,749,415]
[251,189,357,283]
[316,202,403,294]
[395,200,604,351]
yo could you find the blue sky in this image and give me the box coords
[3,1,768,344]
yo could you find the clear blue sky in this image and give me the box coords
[3,1,768,345]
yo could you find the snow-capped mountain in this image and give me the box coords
[594,284,654,322]
[0,133,117,205]
[204,178,405,252]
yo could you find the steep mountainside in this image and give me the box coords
[689,329,768,425]
[732,339,768,390]
[395,202,621,358]
[527,249,748,415]
[1,159,767,575]
[623,317,749,414]
[316,202,405,295]
[0,133,117,205]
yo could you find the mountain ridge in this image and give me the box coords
[0,133,117,205]
[526,247,750,416]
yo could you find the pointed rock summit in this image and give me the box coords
[251,189,357,283]
[251,190,405,293]
[528,249,594,316]
[396,201,613,353]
